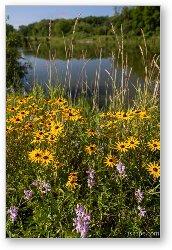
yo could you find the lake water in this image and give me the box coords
[20,42,157,106]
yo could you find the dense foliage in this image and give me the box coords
[17,6,160,39]
[6,24,28,89]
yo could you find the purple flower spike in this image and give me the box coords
[24,190,33,201]
[137,205,146,217]
[86,169,95,188]
[135,189,144,203]
[116,162,126,176]
[7,206,18,223]
[32,180,51,194]
[73,204,91,238]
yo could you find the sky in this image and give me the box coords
[6,6,115,29]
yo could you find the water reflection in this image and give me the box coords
[20,42,158,106]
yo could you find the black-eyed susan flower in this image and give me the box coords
[46,133,58,144]
[62,107,82,121]
[131,109,143,116]
[33,130,46,138]
[32,115,43,122]
[147,140,160,151]
[85,144,96,155]
[86,128,97,137]
[17,110,30,117]
[115,141,129,153]
[146,162,160,179]
[139,113,151,119]
[115,111,124,118]
[7,106,19,112]
[126,136,140,149]
[40,150,54,165]
[104,155,117,167]
[50,122,64,135]
[9,115,23,124]
[99,112,109,117]
[6,125,13,133]
[53,160,62,170]
[28,149,43,163]
[53,97,67,106]
[16,99,28,105]
[66,172,78,190]
[117,112,132,120]
[31,136,45,144]
[24,123,35,131]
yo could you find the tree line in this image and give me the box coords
[18,6,160,39]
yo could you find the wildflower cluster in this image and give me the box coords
[135,189,146,217]
[6,94,160,238]
[73,205,91,238]
[86,169,96,188]
[32,180,51,194]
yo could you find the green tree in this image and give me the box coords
[6,23,28,88]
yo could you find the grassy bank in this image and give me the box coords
[25,35,160,53]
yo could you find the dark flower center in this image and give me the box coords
[153,167,158,172]
[43,156,49,160]
[35,153,41,157]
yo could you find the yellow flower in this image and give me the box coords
[139,113,151,119]
[99,112,109,117]
[50,122,64,135]
[53,97,67,106]
[147,140,160,151]
[116,112,132,120]
[9,115,23,124]
[17,110,30,117]
[32,115,43,122]
[104,155,117,167]
[31,136,45,144]
[146,162,160,179]
[115,141,129,153]
[33,130,46,138]
[7,106,19,112]
[131,109,144,116]
[16,99,28,105]
[126,136,140,149]
[40,150,54,165]
[53,160,62,170]
[85,144,97,155]
[86,128,98,137]
[66,172,78,190]
[46,133,58,144]
[28,149,43,163]
[6,125,13,133]
[24,123,35,131]
[62,107,82,121]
